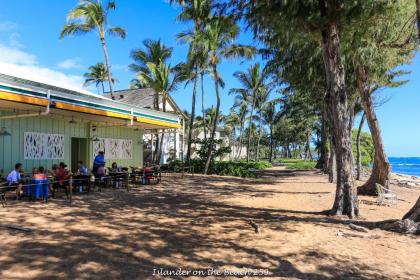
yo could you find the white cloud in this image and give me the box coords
[0,43,89,93]
[0,43,37,65]
[57,58,83,70]
[0,21,18,32]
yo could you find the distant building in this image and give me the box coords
[105,88,186,164]
[194,128,247,161]
[0,74,180,174]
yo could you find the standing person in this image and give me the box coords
[93,151,105,175]
[7,163,23,200]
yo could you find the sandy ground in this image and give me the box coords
[0,166,419,280]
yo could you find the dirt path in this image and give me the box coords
[0,167,419,279]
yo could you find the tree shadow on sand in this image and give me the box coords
[0,169,406,279]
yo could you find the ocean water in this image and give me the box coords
[389,157,420,177]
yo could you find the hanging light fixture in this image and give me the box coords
[0,127,11,137]
[69,117,77,124]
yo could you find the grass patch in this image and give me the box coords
[278,158,317,170]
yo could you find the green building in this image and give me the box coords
[0,73,180,175]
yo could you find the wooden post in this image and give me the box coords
[126,172,130,192]
[69,176,73,204]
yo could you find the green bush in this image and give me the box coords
[168,160,272,178]
[285,160,317,170]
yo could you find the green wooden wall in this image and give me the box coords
[0,111,143,176]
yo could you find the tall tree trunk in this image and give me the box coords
[403,196,420,222]
[156,94,168,165]
[152,91,160,164]
[186,68,198,163]
[316,108,330,171]
[204,65,220,174]
[416,0,420,39]
[328,137,337,183]
[256,110,263,161]
[101,82,105,95]
[100,35,114,98]
[247,97,256,162]
[269,124,274,163]
[356,112,366,181]
[236,111,246,160]
[356,66,391,195]
[306,133,313,160]
[201,72,207,140]
[319,12,358,218]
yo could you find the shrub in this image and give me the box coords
[168,160,272,178]
[285,160,317,170]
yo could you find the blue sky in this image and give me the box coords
[0,0,419,157]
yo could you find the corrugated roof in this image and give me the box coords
[104,88,186,118]
[104,88,155,109]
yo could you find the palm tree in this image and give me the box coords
[60,0,126,98]
[129,39,173,110]
[229,86,249,160]
[223,111,241,160]
[134,48,183,164]
[230,63,268,162]
[83,62,116,94]
[263,100,282,163]
[255,87,271,161]
[174,1,211,163]
[193,16,254,173]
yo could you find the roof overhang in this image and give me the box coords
[0,74,181,130]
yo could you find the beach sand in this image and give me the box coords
[0,166,419,279]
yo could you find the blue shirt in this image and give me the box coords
[78,165,88,175]
[93,154,105,167]
[7,170,21,185]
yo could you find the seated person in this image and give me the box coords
[34,166,47,180]
[143,163,154,184]
[51,162,70,198]
[77,161,89,175]
[48,164,59,176]
[110,162,122,188]
[6,163,23,200]
[110,162,121,173]
[32,167,38,177]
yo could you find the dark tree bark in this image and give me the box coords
[416,0,420,39]
[156,95,168,165]
[356,66,391,195]
[319,7,358,217]
[247,95,257,162]
[328,137,336,183]
[376,197,420,234]
[356,112,366,181]
[201,72,207,140]
[404,196,420,222]
[306,133,313,160]
[316,109,330,171]
[204,65,221,174]
[256,110,263,161]
[186,68,199,163]
[269,125,274,163]
[236,110,246,160]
